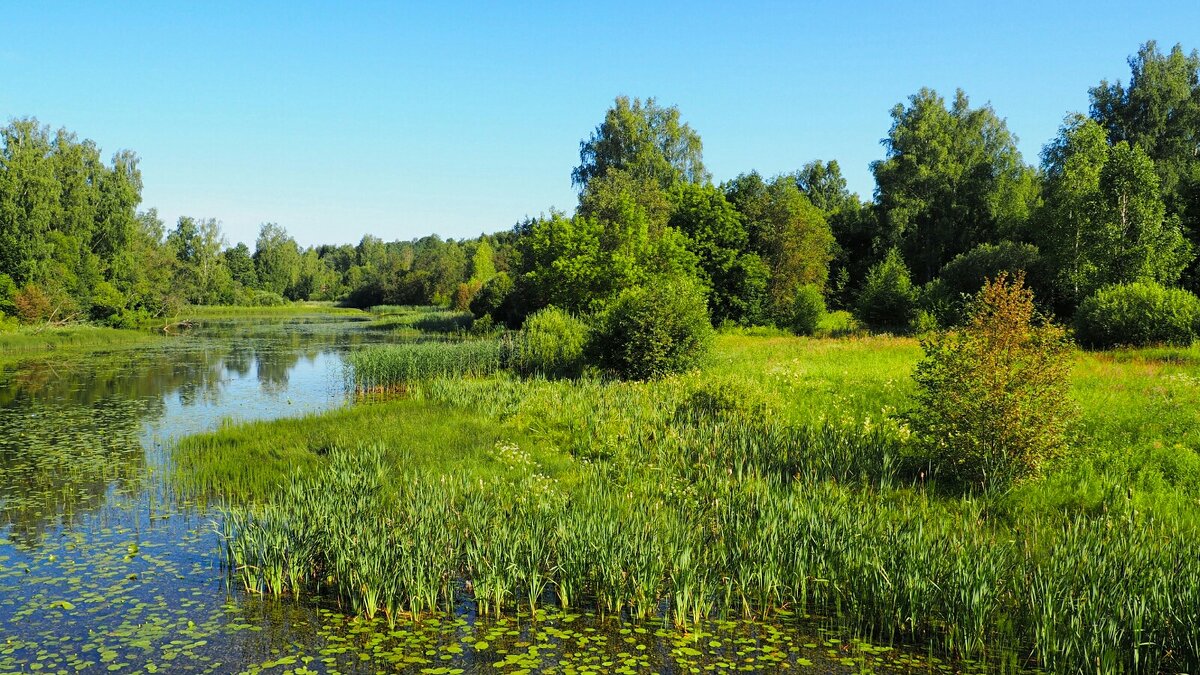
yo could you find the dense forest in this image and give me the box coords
[2,41,1198,342]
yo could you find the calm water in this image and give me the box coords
[0,316,979,674]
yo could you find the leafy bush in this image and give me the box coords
[0,273,16,316]
[89,280,127,322]
[856,249,917,333]
[1075,281,1200,348]
[505,306,589,379]
[13,284,53,323]
[788,284,825,336]
[928,241,1044,326]
[590,275,713,380]
[910,273,1077,492]
[240,289,289,306]
[469,272,515,324]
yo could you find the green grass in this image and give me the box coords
[182,332,1200,672]
[345,341,501,392]
[0,324,163,366]
[173,398,570,501]
[163,302,365,322]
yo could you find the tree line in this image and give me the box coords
[2,40,1198,341]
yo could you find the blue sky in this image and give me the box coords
[3,1,1197,247]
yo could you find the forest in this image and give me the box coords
[2,40,1197,350]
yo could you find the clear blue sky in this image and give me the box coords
[3,1,1197,248]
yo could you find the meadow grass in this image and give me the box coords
[188,333,1200,672]
[169,302,366,321]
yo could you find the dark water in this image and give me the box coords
[0,316,983,674]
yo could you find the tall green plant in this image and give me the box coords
[910,273,1077,492]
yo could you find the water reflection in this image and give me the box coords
[0,316,389,544]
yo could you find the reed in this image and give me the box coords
[345,341,500,392]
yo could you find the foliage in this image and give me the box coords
[788,284,825,336]
[724,172,834,321]
[926,241,1044,325]
[572,96,708,191]
[1075,281,1200,348]
[911,274,1077,492]
[1038,115,1194,308]
[872,88,1038,282]
[505,306,589,379]
[855,249,917,332]
[590,275,713,380]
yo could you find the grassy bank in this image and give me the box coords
[0,325,163,366]
[166,302,366,322]
[180,334,1200,673]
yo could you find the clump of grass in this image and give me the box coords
[367,305,474,333]
[345,341,500,393]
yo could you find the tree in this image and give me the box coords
[725,172,833,321]
[254,223,301,298]
[796,159,882,309]
[910,274,1076,492]
[856,248,917,332]
[1100,141,1191,285]
[0,119,58,286]
[169,216,230,304]
[572,96,709,192]
[872,88,1038,282]
[224,243,257,288]
[668,182,751,324]
[1090,41,1200,292]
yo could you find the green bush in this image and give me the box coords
[911,274,1077,492]
[928,241,1044,326]
[505,306,589,379]
[788,284,825,336]
[89,280,127,322]
[240,289,289,306]
[856,249,917,333]
[590,275,713,380]
[1075,281,1200,348]
[469,273,514,322]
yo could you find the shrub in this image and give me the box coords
[505,306,589,379]
[1075,281,1200,348]
[590,275,713,380]
[0,273,16,316]
[789,284,825,336]
[469,273,515,322]
[13,284,53,323]
[452,280,482,311]
[910,273,1077,493]
[856,249,917,332]
[928,241,1044,326]
[89,280,127,322]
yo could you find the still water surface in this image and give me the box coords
[0,316,976,673]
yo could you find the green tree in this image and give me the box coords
[169,216,231,304]
[572,96,709,191]
[856,248,917,332]
[254,223,301,297]
[224,243,258,288]
[725,172,833,321]
[872,88,1038,282]
[668,182,751,324]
